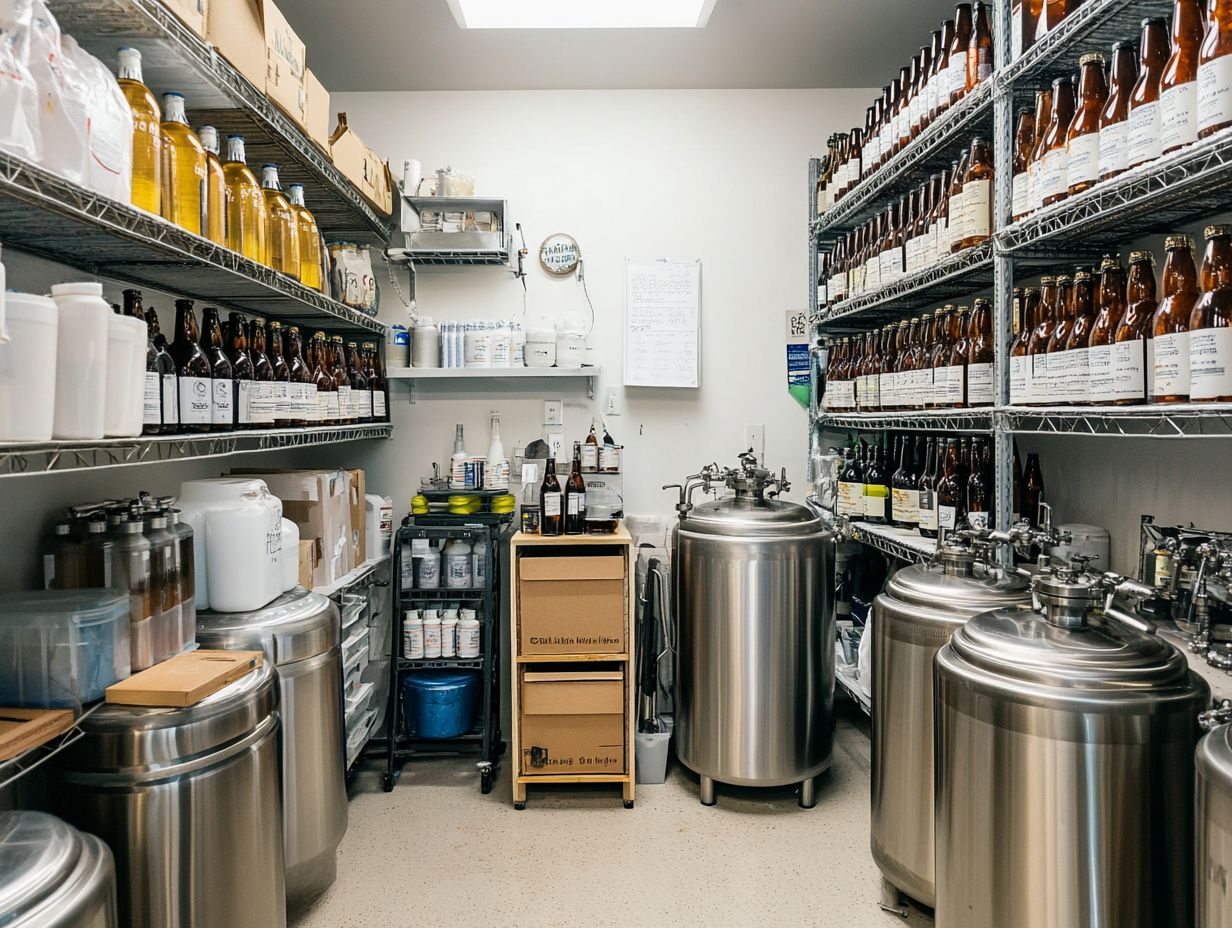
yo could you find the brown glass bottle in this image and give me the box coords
[1188,225,1232,401]
[956,137,993,251]
[144,303,177,434]
[966,436,992,530]
[1128,18,1171,169]
[1198,0,1232,137]
[170,299,211,432]
[1064,270,1096,404]
[1034,0,1070,44]
[946,151,970,253]
[224,312,255,429]
[329,335,353,424]
[198,307,233,432]
[908,53,925,140]
[949,4,974,106]
[284,325,314,426]
[266,321,292,427]
[1160,0,1205,154]
[1027,88,1054,211]
[1011,109,1037,221]
[924,29,943,127]
[1012,0,1042,60]
[128,289,160,437]
[365,341,388,423]
[1011,287,1040,403]
[946,306,971,408]
[540,457,563,536]
[249,319,275,429]
[347,341,370,422]
[1112,251,1158,405]
[1088,256,1128,404]
[1099,41,1139,180]
[564,443,587,535]
[310,331,335,425]
[895,65,913,154]
[966,298,996,406]
[1028,276,1059,405]
[1151,235,1200,403]
[1021,452,1045,525]
[933,19,957,119]
[1047,274,1077,356]
[928,307,953,409]
[935,439,965,535]
[968,2,994,93]
[1068,54,1109,194]
[898,319,920,411]
[1040,77,1076,207]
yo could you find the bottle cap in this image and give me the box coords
[1039,275,1056,285]
[1165,234,1196,250]
[1074,270,1092,283]
[1079,52,1106,67]
[1128,250,1156,265]
[1205,225,1232,239]
[1056,274,1073,285]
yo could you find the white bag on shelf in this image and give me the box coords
[62,35,132,202]
[28,0,85,183]
[0,0,43,163]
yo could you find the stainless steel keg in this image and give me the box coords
[0,812,116,927]
[197,589,347,905]
[1198,713,1232,928]
[871,542,1029,908]
[56,664,286,928]
[935,567,1209,928]
[670,454,834,807]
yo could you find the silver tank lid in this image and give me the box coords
[1198,723,1232,791]
[196,589,339,665]
[0,811,111,923]
[887,551,1029,613]
[683,496,824,537]
[60,663,277,776]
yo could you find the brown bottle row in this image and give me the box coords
[1012,1,1081,61]
[1012,3,1232,223]
[130,288,389,436]
[824,227,1232,413]
[819,137,994,306]
[817,2,994,212]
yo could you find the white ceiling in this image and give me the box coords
[278,0,959,92]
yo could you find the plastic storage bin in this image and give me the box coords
[0,292,57,442]
[0,590,130,709]
[401,671,480,739]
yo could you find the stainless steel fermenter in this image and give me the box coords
[935,565,1209,928]
[667,452,834,807]
[1198,706,1232,928]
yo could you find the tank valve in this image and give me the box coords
[1199,699,1232,732]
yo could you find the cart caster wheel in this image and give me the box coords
[382,775,394,793]
[623,800,634,809]
[481,773,493,794]
[514,801,526,811]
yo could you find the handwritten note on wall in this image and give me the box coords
[623,258,701,388]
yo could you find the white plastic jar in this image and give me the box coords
[416,542,441,589]
[444,538,473,588]
[525,327,558,368]
[402,610,424,659]
[0,292,57,441]
[422,613,442,658]
[105,310,147,437]
[457,610,481,658]
[411,318,440,368]
[464,322,492,368]
[51,282,109,439]
[511,322,526,367]
[490,321,512,368]
[556,329,586,369]
[440,612,458,658]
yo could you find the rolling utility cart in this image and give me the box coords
[509,526,636,809]
[383,503,512,794]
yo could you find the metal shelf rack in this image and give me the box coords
[0,704,100,794]
[386,247,511,267]
[0,154,384,335]
[999,404,1232,438]
[0,423,392,478]
[46,0,394,245]
[817,409,995,433]
[847,520,937,565]
[813,80,996,242]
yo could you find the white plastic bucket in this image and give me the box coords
[104,312,146,437]
[525,328,557,368]
[0,292,57,441]
[556,330,585,369]
[51,282,109,439]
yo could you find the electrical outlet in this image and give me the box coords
[604,387,622,416]
[745,424,765,459]
[544,400,563,427]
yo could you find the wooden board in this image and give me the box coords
[0,708,75,760]
[105,650,264,708]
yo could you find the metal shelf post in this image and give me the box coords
[992,0,1015,560]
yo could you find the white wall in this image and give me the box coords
[336,88,871,519]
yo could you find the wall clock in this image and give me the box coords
[540,233,581,276]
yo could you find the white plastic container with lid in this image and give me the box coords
[525,327,558,368]
[51,282,109,439]
[104,310,146,438]
[365,494,393,559]
[490,321,512,368]
[440,612,458,658]
[280,518,300,592]
[402,610,424,659]
[416,542,441,589]
[422,613,442,658]
[464,322,492,368]
[457,610,480,659]
[411,318,440,368]
[512,322,526,367]
[444,538,473,588]
[556,328,586,369]
[0,292,56,441]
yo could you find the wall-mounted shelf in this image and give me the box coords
[0,423,392,479]
[818,410,994,433]
[388,366,600,399]
[46,0,394,245]
[387,248,511,267]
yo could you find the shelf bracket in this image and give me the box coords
[406,380,418,405]
[587,375,595,399]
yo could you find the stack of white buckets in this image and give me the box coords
[0,277,147,443]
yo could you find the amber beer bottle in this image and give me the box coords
[968,2,994,93]
[565,443,587,535]
[928,307,952,409]
[330,335,353,424]
[1011,287,1040,403]
[285,326,314,426]
[1034,0,1070,44]
[949,5,974,106]
[310,332,336,425]
[347,342,371,422]
[1040,77,1076,207]
[223,312,255,429]
[1160,0,1206,154]
[1064,270,1097,404]
[170,299,211,432]
[1099,42,1138,180]
[144,302,178,434]
[1046,275,1077,404]
[966,436,992,530]
[1151,235,1200,403]
[924,29,943,127]
[908,53,926,140]
[947,306,971,408]
[935,439,964,537]
[1012,0,1042,60]
[198,307,234,431]
[1028,276,1060,405]
[933,19,956,120]
[250,320,276,429]
[1068,54,1108,195]
[365,341,388,423]
[1027,88,1054,215]
[1198,0,1232,137]
[965,298,995,406]
[895,65,913,154]
[955,138,993,251]
[1087,256,1128,404]
[540,457,564,536]
[1112,251,1158,404]
[265,321,292,427]
[1128,18,1171,169]
[1011,109,1037,221]
[1188,225,1232,402]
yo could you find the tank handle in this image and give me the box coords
[1100,575,1157,637]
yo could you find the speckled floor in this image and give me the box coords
[292,706,933,928]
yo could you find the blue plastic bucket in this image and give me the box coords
[402,671,481,739]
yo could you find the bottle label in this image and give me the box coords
[909,94,924,130]
[1066,132,1100,188]
[914,367,933,403]
[567,492,585,515]
[964,180,991,240]
[1127,101,1161,166]
[967,362,995,405]
[143,372,162,425]
[1098,120,1129,177]
[212,379,233,426]
[161,373,178,425]
[918,489,938,530]
[310,389,327,423]
[1011,172,1029,219]
[1188,327,1232,399]
[1026,160,1040,214]
[374,390,387,418]
[543,491,562,517]
[1111,339,1147,402]
[948,53,968,97]
[1030,353,1051,404]
[1039,148,1068,202]
[837,481,864,517]
[975,47,992,82]
[179,376,211,425]
[1088,344,1116,402]
[968,510,990,530]
[1161,82,1199,151]
[892,487,919,524]
[235,380,252,425]
[936,364,964,404]
[938,505,957,530]
[268,382,289,422]
[948,189,968,251]
[1009,354,1030,404]
[1069,347,1091,403]
[863,485,888,518]
[1198,56,1232,133]
[1150,331,1191,397]
[336,386,351,420]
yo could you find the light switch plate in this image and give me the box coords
[604,387,622,416]
[544,400,563,426]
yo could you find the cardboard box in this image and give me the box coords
[262,0,306,124]
[303,68,331,153]
[519,555,626,655]
[520,670,625,775]
[206,0,266,89]
[236,469,353,587]
[165,0,209,38]
[330,113,394,215]
[298,539,316,590]
[346,468,366,569]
